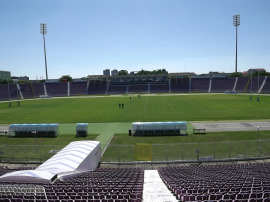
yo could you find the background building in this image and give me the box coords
[11,76,29,81]
[169,72,196,78]
[0,71,11,80]
[111,69,118,76]
[247,68,266,74]
[103,69,110,77]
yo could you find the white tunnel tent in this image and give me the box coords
[0,141,101,183]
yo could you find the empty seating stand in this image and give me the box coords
[70,81,87,96]
[159,162,270,201]
[9,84,19,99]
[248,76,265,93]
[0,168,144,202]
[170,78,190,93]
[1,76,270,101]
[20,83,33,99]
[191,78,209,92]
[46,82,67,97]
[235,77,249,92]
[0,84,9,101]
[211,77,235,92]
[31,82,44,97]
[262,77,270,93]
[108,85,126,94]
[249,77,261,93]
[1,163,270,201]
[150,83,169,93]
[88,80,107,95]
[128,84,148,93]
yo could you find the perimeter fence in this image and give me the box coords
[102,139,270,162]
[1,139,270,163]
[0,145,61,163]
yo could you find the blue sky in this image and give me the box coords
[0,0,269,79]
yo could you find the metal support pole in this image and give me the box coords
[258,72,260,91]
[40,23,48,80]
[43,35,48,80]
[233,14,240,73]
[7,82,11,100]
[235,26,238,73]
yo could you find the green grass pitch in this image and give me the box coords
[0,94,270,162]
[0,94,269,123]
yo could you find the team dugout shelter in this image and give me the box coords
[76,123,88,137]
[9,124,59,137]
[131,121,187,136]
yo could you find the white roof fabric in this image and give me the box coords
[0,170,55,184]
[0,141,101,183]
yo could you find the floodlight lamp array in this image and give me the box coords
[40,23,47,35]
[233,15,240,27]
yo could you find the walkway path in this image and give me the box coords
[89,123,131,155]
[143,170,177,202]
[192,121,270,132]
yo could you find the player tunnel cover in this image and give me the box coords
[0,140,101,183]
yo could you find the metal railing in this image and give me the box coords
[1,139,270,164]
[0,144,62,163]
[102,139,270,163]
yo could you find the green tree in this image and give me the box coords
[230,72,243,77]
[118,70,128,76]
[264,72,270,76]
[59,75,72,82]
[0,79,13,84]
[136,69,168,75]
[252,70,266,77]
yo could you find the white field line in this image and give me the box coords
[1,92,270,104]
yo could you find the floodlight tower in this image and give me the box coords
[40,23,48,80]
[233,14,240,73]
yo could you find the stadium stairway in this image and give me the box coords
[67,81,70,96]
[95,132,114,156]
[258,76,268,94]
[143,170,178,202]
[208,79,212,93]
[233,77,238,92]
[91,123,131,155]
[16,83,23,99]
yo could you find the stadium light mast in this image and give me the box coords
[40,23,49,80]
[233,14,240,73]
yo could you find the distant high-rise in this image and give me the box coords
[111,69,118,76]
[103,69,110,77]
[0,70,11,80]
